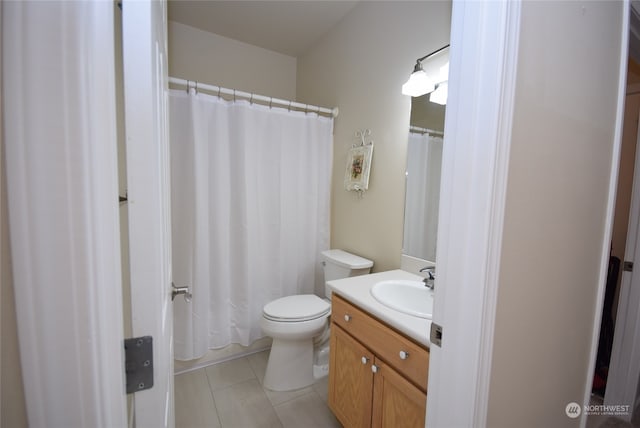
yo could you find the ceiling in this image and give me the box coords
[167,0,359,57]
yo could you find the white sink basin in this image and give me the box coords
[370,280,433,319]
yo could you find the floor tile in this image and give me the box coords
[273,390,341,428]
[212,379,283,428]
[174,369,221,428]
[205,356,256,391]
[247,349,269,384]
[313,376,330,403]
[264,384,315,407]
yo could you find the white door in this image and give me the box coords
[122,1,174,427]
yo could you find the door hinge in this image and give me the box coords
[624,261,634,272]
[430,323,443,347]
[124,336,154,394]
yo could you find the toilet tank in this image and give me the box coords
[321,249,373,299]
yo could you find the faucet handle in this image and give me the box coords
[419,266,436,290]
[419,266,435,279]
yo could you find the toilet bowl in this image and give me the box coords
[261,294,331,391]
[261,249,373,392]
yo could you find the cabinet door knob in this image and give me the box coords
[344,314,352,322]
[399,350,409,360]
[361,356,369,365]
[371,364,379,374]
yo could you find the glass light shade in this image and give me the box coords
[402,70,435,97]
[439,62,450,83]
[429,82,448,105]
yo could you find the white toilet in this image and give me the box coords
[261,249,373,391]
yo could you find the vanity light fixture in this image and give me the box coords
[402,44,450,98]
[401,62,435,97]
[430,81,448,105]
[429,62,449,105]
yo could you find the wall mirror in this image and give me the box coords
[402,50,448,262]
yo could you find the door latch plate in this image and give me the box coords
[124,336,154,394]
[430,323,443,347]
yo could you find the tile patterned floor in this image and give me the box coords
[174,350,341,428]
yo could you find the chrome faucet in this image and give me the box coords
[419,266,435,290]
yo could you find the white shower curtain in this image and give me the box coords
[169,90,333,360]
[403,132,443,262]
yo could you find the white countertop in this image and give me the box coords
[327,269,432,348]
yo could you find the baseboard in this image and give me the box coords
[174,337,273,375]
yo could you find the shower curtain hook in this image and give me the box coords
[288,100,292,112]
[195,81,198,94]
[233,89,236,102]
[250,93,254,105]
[269,97,273,109]
[217,86,221,98]
[185,80,190,94]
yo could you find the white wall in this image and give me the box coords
[296,1,452,272]
[487,2,624,426]
[168,21,297,100]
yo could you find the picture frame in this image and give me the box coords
[344,144,374,192]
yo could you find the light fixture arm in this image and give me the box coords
[416,44,450,65]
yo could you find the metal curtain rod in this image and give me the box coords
[168,77,339,118]
[410,125,444,137]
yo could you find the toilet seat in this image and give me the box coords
[263,294,330,322]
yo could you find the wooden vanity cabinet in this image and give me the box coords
[328,294,429,428]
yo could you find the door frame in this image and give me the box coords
[426,1,521,425]
[605,89,640,421]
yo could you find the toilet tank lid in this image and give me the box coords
[321,249,373,269]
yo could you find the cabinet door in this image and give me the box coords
[329,324,375,428]
[372,359,427,428]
